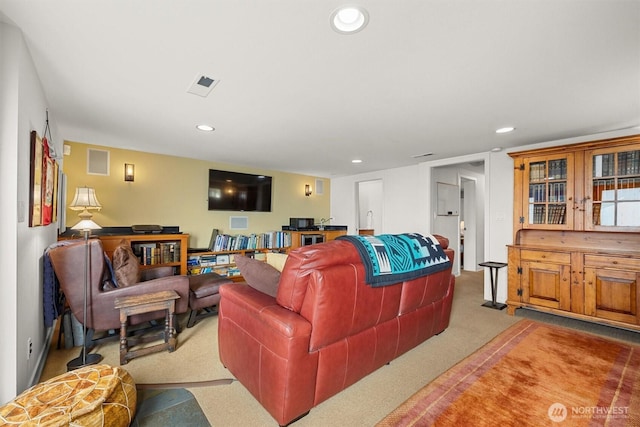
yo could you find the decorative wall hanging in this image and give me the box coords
[29,111,60,227]
[42,135,54,225]
[29,130,43,227]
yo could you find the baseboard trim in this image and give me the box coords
[29,323,55,387]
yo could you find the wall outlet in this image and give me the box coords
[27,337,33,360]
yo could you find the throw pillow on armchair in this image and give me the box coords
[234,255,281,297]
[112,241,141,286]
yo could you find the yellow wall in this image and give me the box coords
[62,141,330,248]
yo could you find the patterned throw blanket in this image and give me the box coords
[337,233,451,287]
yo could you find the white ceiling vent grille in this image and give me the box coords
[187,74,219,97]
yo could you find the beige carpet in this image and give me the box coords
[45,270,634,426]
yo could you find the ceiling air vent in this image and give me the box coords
[411,152,433,159]
[187,74,219,97]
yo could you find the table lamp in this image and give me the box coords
[69,186,101,220]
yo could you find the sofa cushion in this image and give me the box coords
[266,252,288,272]
[112,241,140,286]
[189,272,232,298]
[235,255,280,298]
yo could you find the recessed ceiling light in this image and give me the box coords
[491,147,503,152]
[352,159,363,164]
[196,124,215,132]
[496,127,515,134]
[330,5,369,34]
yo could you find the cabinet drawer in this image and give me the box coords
[584,254,640,270]
[520,250,570,264]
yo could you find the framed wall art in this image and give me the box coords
[29,130,59,227]
[42,136,54,226]
[29,130,43,227]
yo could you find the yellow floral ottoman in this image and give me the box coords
[0,364,136,426]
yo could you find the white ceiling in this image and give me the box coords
[1,1,639,177]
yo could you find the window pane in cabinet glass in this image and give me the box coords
[617,185,640,201]
[592,204,602,225]
[529,162,546,181]
[593,154,614,177]
[592,178,614,202]
[617,201,640,226]
[601,202,615,226]
[617,177,640,194]
[548,182,566,202]
[547,205,567,224]
[531,205,546,224]
[548,159,567,180]
[617,150,640,176]
[529,183,545,202]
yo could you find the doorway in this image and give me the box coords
[431,161,485,275]
[460,177,477,271]
[357,180,383,234]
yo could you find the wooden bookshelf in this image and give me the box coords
[98,234,188,275]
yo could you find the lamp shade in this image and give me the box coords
[69,187,102,211]
[71,219,102,231]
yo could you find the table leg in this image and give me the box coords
[167,301,176,352]
[119,311,128,365]
[490,268,497,305]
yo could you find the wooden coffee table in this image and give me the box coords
[114,290,180,365]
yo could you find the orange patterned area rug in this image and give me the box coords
[378,320,640,426]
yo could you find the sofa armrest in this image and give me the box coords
[218,283,317,425]
[140,266,175,281]
[219,284,312,355]
[90,275,190,331]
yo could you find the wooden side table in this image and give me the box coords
[114,290,179,365]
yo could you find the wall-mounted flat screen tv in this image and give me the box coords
[208,169,272,212]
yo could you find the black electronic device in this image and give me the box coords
[131,224,163,234]
[208,169,272,212]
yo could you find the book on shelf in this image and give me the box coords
[133,241,181,265]
[592,204,602,225]
[547,205,566,225]
[529,162,545,181]
[212,231,291,252]
[227,267,241,277]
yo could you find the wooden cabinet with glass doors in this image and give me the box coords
[507,134,640,331]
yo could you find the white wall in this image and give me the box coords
[331,128,640,306]
[331,165,425,236]
[1,21,61,404]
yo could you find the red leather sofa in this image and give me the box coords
[218,236,455,426]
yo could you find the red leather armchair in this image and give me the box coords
[218,236,455,426]
[49,239,189,347]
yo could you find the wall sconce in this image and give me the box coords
[305,184,312,197]
[124,163,135,182]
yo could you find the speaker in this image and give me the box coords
[87,148,109,175]
[229,216,249,230]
